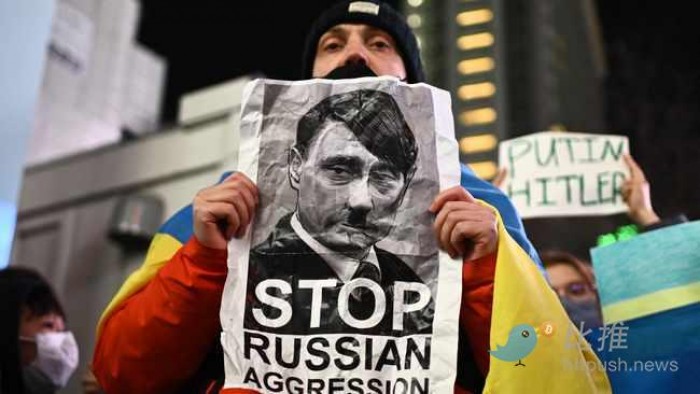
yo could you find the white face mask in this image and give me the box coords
[21,331,79,388]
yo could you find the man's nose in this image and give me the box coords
[553,287,566,299]
[342,40,369,67]
[348,179,373,212]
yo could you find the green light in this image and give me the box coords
[597,233,617,247]
[616,225,639,242]
[596,224,640,247]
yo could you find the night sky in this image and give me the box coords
[137,0,699,219]
[595,0,700,220]
[137,0,399,122]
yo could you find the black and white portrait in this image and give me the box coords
[241,82,440,337]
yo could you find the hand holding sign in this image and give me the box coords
[430,186,498,261]
[193,172,259,250]
[621,154,660,226]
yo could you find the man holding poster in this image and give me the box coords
[93,1,610,393]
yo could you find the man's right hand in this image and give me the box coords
[193,172,259,250]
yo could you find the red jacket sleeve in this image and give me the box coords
[460,252,496,377]
[93,237,228,394]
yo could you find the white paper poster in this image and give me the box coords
[497,131,630,219]
[221,78,462,393]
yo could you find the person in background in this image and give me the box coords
[533,154,688,330]
[539,250,603,329]
[0,267,79,394]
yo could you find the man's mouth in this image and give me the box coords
[339,222,375,233]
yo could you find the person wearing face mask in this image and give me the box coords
[92,2,611,394]
[539,250,604,330]
[537,154,687,331]
[0,267,79,394]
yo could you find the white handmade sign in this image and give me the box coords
[498,131,630,218]
[221,77,463,393]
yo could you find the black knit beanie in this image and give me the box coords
[301,0,425,83]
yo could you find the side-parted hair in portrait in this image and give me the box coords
[293,89,418,185]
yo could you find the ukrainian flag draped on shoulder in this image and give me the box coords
[96,204,194,333]
[97,171,233,333]
[483,201,611,393]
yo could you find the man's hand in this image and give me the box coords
[429,186,498,261]
[193,172,259,250]
[621,154,660,227]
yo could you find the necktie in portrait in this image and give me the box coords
[349,261,382,319]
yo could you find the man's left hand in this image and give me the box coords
[429,186,498,261]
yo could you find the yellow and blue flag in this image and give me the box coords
[484,202,611,393]
[97,204,194,333]
[591,221,700,392]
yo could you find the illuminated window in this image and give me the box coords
[457,57,495,75]
[548,123,568,131]
[460,108,497,126]
[457,33,494,50]
[407,14,422,28]
[458,82,496,100]
[459,134,498,154]
[468,160,498,179]
[456,9,493,26]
